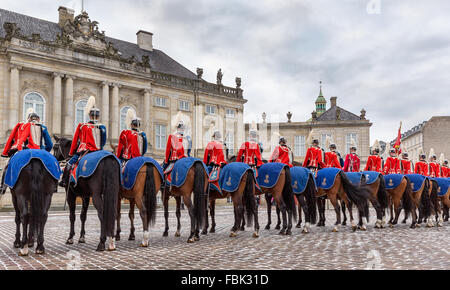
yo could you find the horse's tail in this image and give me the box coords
[282,167,297,222]
[193,162,206,230]
[339,171,369,217]
[30,159,45,237]
[305,174,317,224]
[420,178,431,218]
[429,179,439,214]
[376,175,388,209]
[102,157,120,238]
[144,164,157,227]
[243,170,256,227]
[402,176,413,214]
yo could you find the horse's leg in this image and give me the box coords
[79,196,90,244]
[201,195,209,235]
[264,193,272,230]
[317,198,325,227]
[17,196,30,256]
[134,196,149,247]
[12,195,21,248]
[240,209,246,231]
[183,193,196,243]
[296,195,303,228]
[329,194,341,232]
[390,195,402,227]
[410,199,418,229]
[209,199,217,233]
[230,193,243,238]
[36,194,52,255]
[91,193,106,252]
[162,189,170,237]
[388,196,394,224]
[115,197,122,241]
[298,195,311,233]
[175,196,182,237]
[275,205,282,230]
[66,190,76,245]
[341,200,348,226]
[128,200,136,240]
[345,201,357,231]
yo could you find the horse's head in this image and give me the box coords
[110,141,118,155]
[53,135,72,161]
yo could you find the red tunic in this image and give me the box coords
[236,141,263,166]
[70,123,103,156]
[364,155,382,172]
[203,141,227,166]
[429,162,441,178]
[383,157,401,175]
[16,122,43,150]
[270,145,292,167]
[117,129,144,160]
[400,159,413,175]
[324,151,342,169]
[441,166,449,178]
[2,123,24,156]
[303,146,325,168]
[165,133,185,163]
[414,161,429,176]
[343,153,360,172]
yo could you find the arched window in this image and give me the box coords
[23,92,46,123]
[120,106,136,132]
[75,99,88,128]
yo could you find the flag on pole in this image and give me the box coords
[393,121,402,155]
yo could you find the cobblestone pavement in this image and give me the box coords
[0,205,449,270]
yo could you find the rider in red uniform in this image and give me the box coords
[163,121,186,170]
[383,149,401,175]
[324,142,342,169]
[237,128,263,167]
[400,152,414,175]
[203,131,227,171]
[270,137,293,167]
[428,151,441,178]
[343,143,360,172]
[441,160,449,178]
[364,141,383,172]
[116,110,147,162]
[303,139,325,170]
[59,96,107,187]
[414,153,429,176]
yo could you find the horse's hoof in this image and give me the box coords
[286,230,292,236]
[115,235,121,241]
[278,230,286,235]
[194,236,200,241]
[78,237,86,244]
[28,242,34,248]
[187,238,195,243]
[240,227,245,232]
[389,224,394,228]
[162,232,168,237]
[175,232,181,238]
[416,223,421,228]
[253,232,259,238]
[302,228,309,234]
[209,228,216,234]
[437,222,443,227]
[265,225,270,230]
[201,230,208,235]
[66,238,74,245]
[13,241,21,249]
[128,235,135,241]
[19,248,29,257]
[35,246,45,255]
[296,224,302,229]
[402,220,407,224]
[332,227,339,232]
[229,232,237,238]
[96,245,105,252]
[140,241,149,248]
[275,225,281,230]
[342,222,347,226]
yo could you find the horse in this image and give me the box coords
[161,158,208,243]
[399,175,433,228]
[109,144,163,247]
[7,151,59,256]
[315,169,370,232]
[384,175,413,228]
[53,136,120,251]
[431,178,450,227]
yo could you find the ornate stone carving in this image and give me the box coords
[235,77,241,89]
[3,22,21,40]
[336,107,341,120]
[74,88,96,100]
[360,109,366,120]
[142,55,150,67]
[262,112,267,123]
[217,69,223,85]
[287,112,292,123]
[311,111,317,121]
[197,68,204,79]
[21,79,49,96]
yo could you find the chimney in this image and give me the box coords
[58,6,74,27]
[137,30,153,51]
[330,96,337,108]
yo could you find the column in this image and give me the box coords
[101,82,110,130]
[9,65,21,129]
[52,73,63,135]
[110,83,120,141]
[64,75,75,136]
[143,88,151,135]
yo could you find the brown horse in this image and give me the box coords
[385,176,413,228]
[359,174,388,229]
[162,160,208,243]
[316,170,369,232]
[432,178,450,227]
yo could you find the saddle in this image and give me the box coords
[164,162,175,183]
[70,151,90,183]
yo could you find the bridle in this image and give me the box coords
[54,141,70,164]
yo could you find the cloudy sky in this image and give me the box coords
[2,0,449,143]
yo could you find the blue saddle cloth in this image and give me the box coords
[345,172,363,186]
[290,167,315,194]
[219,162,253,192]
[5,149,61,188]
[122,157,164,190]
[384,174,404,189]
[316,168,341,190]
[257,163,287,189]
[361,171,382,185]
[434,178,450,197]
[405,174,427,192]
[170,157,208,188]
[72,150,121,184]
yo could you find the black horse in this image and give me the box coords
[53,136,120,251]
[10,157,58,256]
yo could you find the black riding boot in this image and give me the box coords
[0,163,9,195]
[59,164,72,188]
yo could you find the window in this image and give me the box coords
[320,134,332,148]
[345,133,358,154]
[155,124,167,150]
[226,108,236,118]
[23,92,46,123]
[294,136,306,157]
[75,99,88,127]
[120,106,136,132]
[206,105,216,115]
[179,100,190,111]
[155,97,167,107]
[225,132,235,155]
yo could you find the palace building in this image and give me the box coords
[245,85,372,167]
[0,6,246,161]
